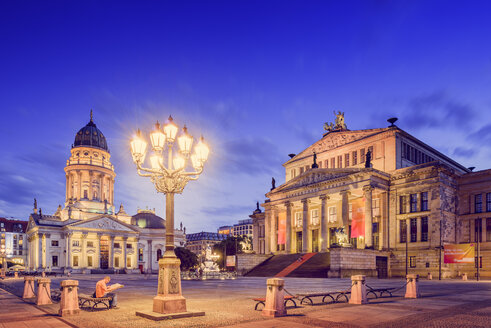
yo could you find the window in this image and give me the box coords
[360,148,365,163]
[421,192,428,211]
[139,248,144,261]
[328,206,337,223]
[87,241,94,248]
[300,167,304,174]
[487,218,491,242]
[352,151,357,165]
[345,153,350,167]
[318,161,322,168]
[18,250,22,255]
[368,146,374,159]
[83,190,88,199]
[52,256,58,267]
[421,217,428,242]
[410,218,417,242]
[311,209,319,225]
[372,223,379,249]
[73,256,79,267]
[475,218,482,242]
[399,196,406,214]
[475,194,483,213]
[410,194,418,212]
[337,155,342,168]
[114,242,121,249]
[331,158,335,168]
[324,160,328,168]
[487,193,491,212]
[400,220,407,243]
[372,198,380,216]
[114,257,120,268]
[51,240,59,247]
[127,243,133,249]
[291,169,295,179]
[410,256,416,268]
[87,256,93,267]
[72,240,80,247]
[295,212,302,227]
[157,249,163,261]
[127,257,132,268]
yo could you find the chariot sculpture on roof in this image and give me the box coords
[324,111,348,132]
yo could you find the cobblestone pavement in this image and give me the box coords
[1,275,490,327]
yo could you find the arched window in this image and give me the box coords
[156,249,162,261]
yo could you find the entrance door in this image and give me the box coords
[296,232,302,253]
[100,237,109,269]
[312,229,319,252]
[376,256,388,278]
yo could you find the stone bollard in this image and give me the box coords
[23,276,36,299]
[59,280,80,316]
[427,272,432,280]
[262,278,286,317]
[462,273,467,281]
[349,275,368,304]
[405,274,420,298]
[14,272,19,279]
[36,278,53,305]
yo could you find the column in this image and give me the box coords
[78,171,83,200]
[340,190,350,227]
[363,185,374,248]
[264,209,271,254]
[147,239,152,273]
[38,234,43,269]
[482,219,487,244]
[379,192,388,250]
[65,233,71,268]
[123,237,128,269]
[65,174,69,202]
[320,195,329,252]
[109,236,115,268]
[96,233,102,269]
[252,222,259,253]
[110,178,114,205]
[270,207,277,253]
[99,174,104,201]
[285,202,293,253]
[81,233,87,268]
[301,199,309,253]
[44,234,50,268]
[88,171,93,200]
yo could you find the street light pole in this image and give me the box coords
[131,117,209,316]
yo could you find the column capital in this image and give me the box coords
[122,237,128,242]
[42,233,51,239]
[301,198,311,204]
[147,239,152,245]
[64,232,73,238]
[319,195,330,201]
[339,190,351,196]
[81,233,88,239]
[363,184,375,193]
[284,201,294,209]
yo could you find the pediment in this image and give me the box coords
[68,216,137,233]
[274,169,360,192]
[288,128,389,163]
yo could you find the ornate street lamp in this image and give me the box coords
[131,116,209,316]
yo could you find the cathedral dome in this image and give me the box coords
[73,111,109,152]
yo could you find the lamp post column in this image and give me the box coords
[153,192,186,313]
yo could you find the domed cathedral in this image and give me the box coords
[62,110,116,220]
[26,111,185,274]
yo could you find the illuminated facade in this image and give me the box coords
[255,115,491,278]
[26,113,185,273]
[0,218,28,268]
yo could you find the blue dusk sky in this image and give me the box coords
[1,1,491,232]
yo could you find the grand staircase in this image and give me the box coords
[245,252,330,278]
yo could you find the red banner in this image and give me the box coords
[350,198,365,238]
[444,244,475,263]
[277,212,286,245]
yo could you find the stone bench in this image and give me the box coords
[253,295,297,311]
[78,294,112,311]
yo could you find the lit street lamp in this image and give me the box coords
[131,116,209,316]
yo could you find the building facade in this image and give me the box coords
[0,218,28,269]
[254,114,491,278]
[26,113,185,273]
[185,232,227,262]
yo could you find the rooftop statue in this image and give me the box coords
[324,111,348,132]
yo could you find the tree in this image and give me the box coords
[175,247,198,271]
[212,235,247,269]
